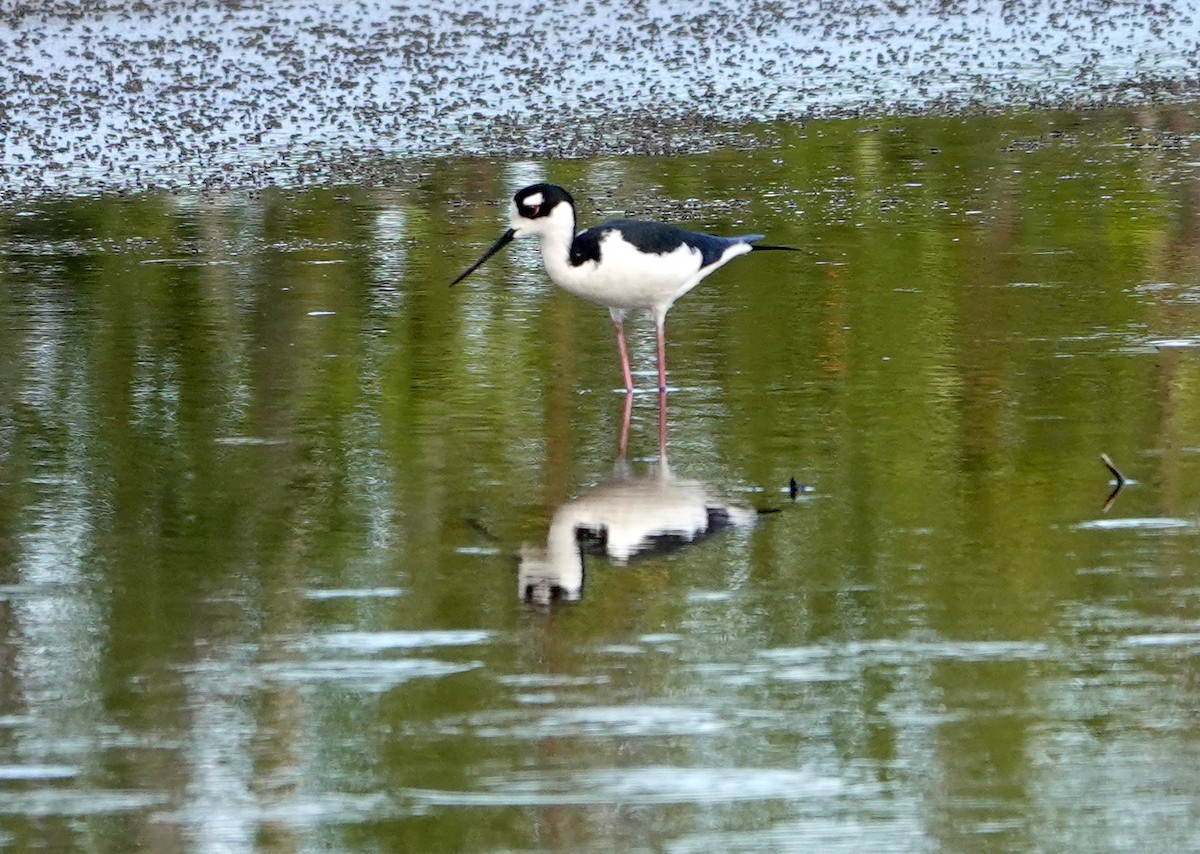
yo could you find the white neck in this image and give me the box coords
[516,201,577,284]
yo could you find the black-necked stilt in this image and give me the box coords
[451,183,798,395]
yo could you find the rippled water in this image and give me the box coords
[2,107,1199,851]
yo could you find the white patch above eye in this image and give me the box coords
[522,192,544,209]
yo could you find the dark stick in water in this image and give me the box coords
[1100,453,1125,512]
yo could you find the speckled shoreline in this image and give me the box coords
[3,0,1199,199]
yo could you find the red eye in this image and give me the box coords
[528,204,540,216]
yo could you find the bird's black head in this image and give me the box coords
[514,183,575,220]
[449,183,577,287]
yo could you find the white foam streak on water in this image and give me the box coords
[0,764,79,781]
[302,586,405,600]
[449,705,731,738]
[1074,517,1194,531]
[759,638,1055,666]
[0,789,169,817]
[407,766,851,807]
[310,629,492,651]
[259,659,482,691]
[1122,632,1200,647]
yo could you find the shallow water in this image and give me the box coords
[2,107,1199,850]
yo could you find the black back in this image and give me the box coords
[570,219,753,269]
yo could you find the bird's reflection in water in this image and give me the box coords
[519,396,756,606]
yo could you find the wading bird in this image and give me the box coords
[451,183,798,395]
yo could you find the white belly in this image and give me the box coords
[541,232,749,313]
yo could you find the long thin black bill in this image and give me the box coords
[450,228,516,286]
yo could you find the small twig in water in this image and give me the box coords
[1099,453,1125,512]
[1100,453,1125,485]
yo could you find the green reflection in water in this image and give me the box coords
[0,107,1199,852]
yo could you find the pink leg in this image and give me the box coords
[655,320,668,459]
[655,321,667,394]
[614,320,634,394]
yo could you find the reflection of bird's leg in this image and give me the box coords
[618,391,633,462]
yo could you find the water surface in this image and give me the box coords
[2,109,1200,851]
